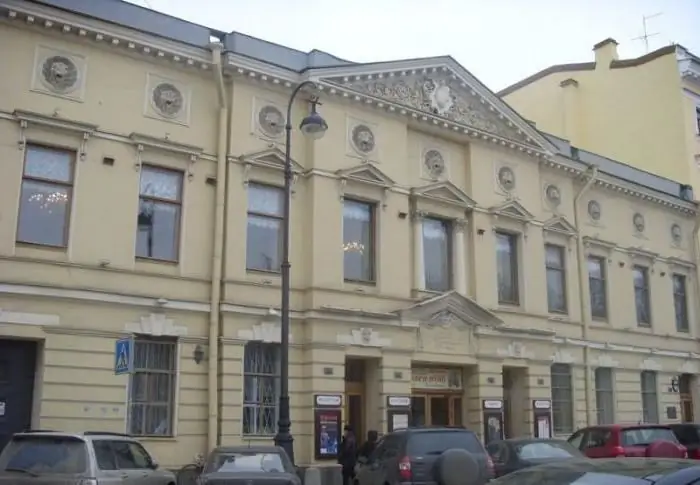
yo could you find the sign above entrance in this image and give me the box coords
[315,394,342,408]
[412,368,462,390]
[387,396,411,408]
[114,337,133,375]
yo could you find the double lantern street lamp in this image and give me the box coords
[275,80,328,464]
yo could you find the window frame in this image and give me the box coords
[673,273,689,333]
[127,337,177,437]
[495,231,520,305]
[551,363,574,435]
[640,370,659,424]
[342,198,376,284]
[587,255,608,320]
[16,143,76,248]
[245,182,285,273]
[594,367,615,425]
[135,164,184,263]
[633,265,652,327]
[242,341,281,436]
[545,243,567,314]
[422,216,453,292]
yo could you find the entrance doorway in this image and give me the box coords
[410,394,462,426]
[680,374,694,423]
[0,339,37,450]
[502,366,526,438]
[345,359,365,440]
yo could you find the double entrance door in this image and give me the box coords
[410,394,462,427]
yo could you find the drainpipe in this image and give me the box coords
[573,164,599,426]
[208,41,227,452]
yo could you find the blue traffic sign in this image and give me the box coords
[114,338,134,375]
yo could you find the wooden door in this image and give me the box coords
[345,381,364,440]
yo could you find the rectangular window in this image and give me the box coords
[633,265,651,326]
[545,244,567,313]
[588,256,607,319]
[135,165,183,261]
[673,274,689,332]
[343,199,375,282]
[595,367,615,425]
[246,184,284,272]
[17,144,74,247]
[128,338,177,436]
[641,371,659,423]
[496,232,519,304]
[551,363,574,434]
[695,106,700,135]
[243,342,281,435]
[423,217,452,292]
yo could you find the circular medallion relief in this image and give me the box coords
[41,55,79,93]
[545,184,561,206]
[671,223,682,244]
[258,105,285,137]
[152,83,184,118]
[497,166,516,191]
[588,200,601,221]
[351,124,376,154]
[424,149,446,178]
[633,213,646,233]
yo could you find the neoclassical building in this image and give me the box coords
[0,0,699,467]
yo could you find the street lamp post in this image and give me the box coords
[275,80,328,464]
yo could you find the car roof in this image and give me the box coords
[497,438,570,445]
[585,424,673,431]
[12,430,138,440]
[398,426,474,434]
[520,458,695,475]
[212,446,285,454]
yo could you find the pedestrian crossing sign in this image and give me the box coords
[114,337,134,375]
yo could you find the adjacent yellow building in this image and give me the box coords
[500,38,700,191]
[1,0,700,468]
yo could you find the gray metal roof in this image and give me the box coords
[26,0,695,204]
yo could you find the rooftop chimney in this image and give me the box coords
[593,38,619,68]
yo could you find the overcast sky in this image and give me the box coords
[126,0,699,91]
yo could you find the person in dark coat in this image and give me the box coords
[338,425,357,485]
[357,430,378,461]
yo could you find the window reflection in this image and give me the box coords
[17,145,74,247]
[545,244,566,313]
[633,265,651,326]
[246,184,284,272]
[343,199,374,282]
[496,232,519,304]
[587,256,607,319]
[135,165,183,261]
[423,217,451,292]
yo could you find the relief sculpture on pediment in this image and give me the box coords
[415,310,476,354]
[340,75,529,143]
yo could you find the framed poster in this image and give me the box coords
[315,409,341,459]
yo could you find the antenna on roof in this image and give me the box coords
[631,13,663,53]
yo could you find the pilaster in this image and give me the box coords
[466,361,503,442]
[453,218,468,295]
[412,211,425,291]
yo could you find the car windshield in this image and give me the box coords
[406,431,483,455]
[516,441,579,459]
[490,459,695,485]
[209,452,286,473]
[621,428,677,446]
[0,435,88,475]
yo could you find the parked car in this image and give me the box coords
[669,424,700,459]
[0,430,176,484]
[568,424,687,458]
[489,458,700,485]
[198,445,301,485]
[355,426,494,485]
[486,437,585,477]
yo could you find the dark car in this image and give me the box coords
[669,424,700,459]
[489,458,700,485]
[355,426,494,485]
[568,424,687,458]
[199,446,300,485]
[486,438,585,477]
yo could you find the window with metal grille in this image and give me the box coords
[128,338,177,436]
[595,367,615,425]
[243,342,281,435]
[551,363,574,434]
[641,371,659,423]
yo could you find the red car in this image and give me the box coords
[567,424,687,458]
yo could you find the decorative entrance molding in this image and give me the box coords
[238,321,292,344]
[0,308,59,326]
[124,313,187,336]
[337,327,390,347]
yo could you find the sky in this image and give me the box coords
[126,0,700,92]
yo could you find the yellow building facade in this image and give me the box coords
[500,38,700,191]
[1,0,700,468]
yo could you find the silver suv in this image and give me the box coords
[0,430,176,484]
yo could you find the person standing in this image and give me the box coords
[338,425,357,485]
[357,430,378,461]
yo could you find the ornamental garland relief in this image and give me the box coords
[587,200,602,221]
[633,212,645,233]
[32,46,86,100]
[257,105,285,138]
[671,223,682,245]
[423,148,446,179]
[144,73,190,125]
[544,183,562,207]
[497,166,516,191]
[350,124,376,154]
[151,82,184,118]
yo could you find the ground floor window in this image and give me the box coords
[243,342,281,435]
[551,364,574,434]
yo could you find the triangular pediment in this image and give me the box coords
[489,200,534,221]
[411,181,476,208]
[543,216,577,235]
[336,163,394,187]
[313,58,556,152]
[396,290,502,327]
[237,147,304,173]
